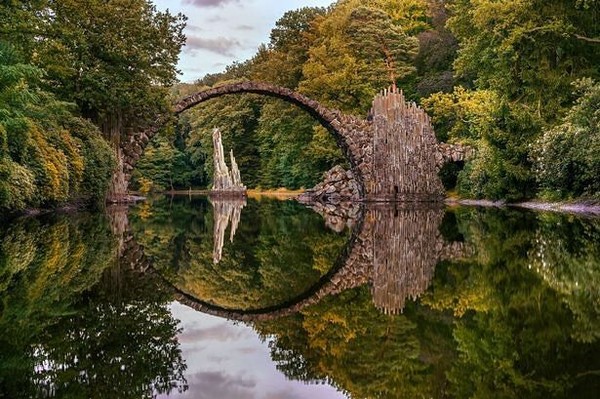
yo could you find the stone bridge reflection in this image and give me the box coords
[111,200,469,321]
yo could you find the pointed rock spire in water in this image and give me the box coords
[212,128,232,191]
[230,149,243,188]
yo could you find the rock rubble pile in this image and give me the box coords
[296,165,361,204]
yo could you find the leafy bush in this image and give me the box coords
[66,117,116,203]
[423,87,538,200]
[532,79,600,199]
[0,42,115,212]
[0,159,36,210]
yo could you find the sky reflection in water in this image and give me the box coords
[0,196,599,398]
[163,302,345,399]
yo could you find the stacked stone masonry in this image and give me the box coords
[115,81,474,202]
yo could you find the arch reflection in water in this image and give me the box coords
[4,203,598,398]
[125,197,467,320]
[307,202,470,315]
[127,196,351,313]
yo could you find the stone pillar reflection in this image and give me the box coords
[210,198,247,264]
[369,206,445,314]
[106,204,130,258]
[308,203,471,315]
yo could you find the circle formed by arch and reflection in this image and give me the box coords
[127,195,364,322]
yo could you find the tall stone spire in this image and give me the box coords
[211,128,246,193]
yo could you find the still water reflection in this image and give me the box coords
[0,196,599,398]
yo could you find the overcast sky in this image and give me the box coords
[153,0,335,83]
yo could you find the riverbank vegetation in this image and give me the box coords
[1,1,598,210]
[0,1,186,212]
[135,0,599,201]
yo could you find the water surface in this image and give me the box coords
[1,196,599,398]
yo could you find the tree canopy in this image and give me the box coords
[137,0,598,200]
[1,0,599,210]
[0,0,186,211]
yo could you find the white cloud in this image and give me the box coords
[153,0,335,81]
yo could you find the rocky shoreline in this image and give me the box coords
[296,165,362,204]
[4,165,599,221]
[445,198,600,215]
[297,166,600,217]
[511,201,600,215]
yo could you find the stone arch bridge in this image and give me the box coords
[116,81,472,202]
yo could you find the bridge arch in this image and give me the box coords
[119,81,451,203]
[119,81,370,198]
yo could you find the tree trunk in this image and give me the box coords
[103,111,129,202]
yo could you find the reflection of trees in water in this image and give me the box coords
[88,199,600,398]
[433,209,600,398]
[128,196,350,311]
[29,269,187,398]
[253,285,455,399]
[0,214,187,398]
[527,213,600,343]
[253,207,600,399]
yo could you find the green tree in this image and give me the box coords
[251,7,326,88]
[423,87,540,199]
[0,0,187,200]
[0,42,114,211]
[345,7,418,86]
[413,0,457,97]
[415,0,600,200]
[255,99,345,189]
[532,78,600,198]
[27,0,185,136]
[131,134,203,192]
[447,0,599,119]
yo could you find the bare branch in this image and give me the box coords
[574,34,600,44]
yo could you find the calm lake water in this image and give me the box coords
[1,195,599,398]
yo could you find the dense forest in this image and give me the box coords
[136,0,599,201]
[0,0,186,212]
[1,0,599,213]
